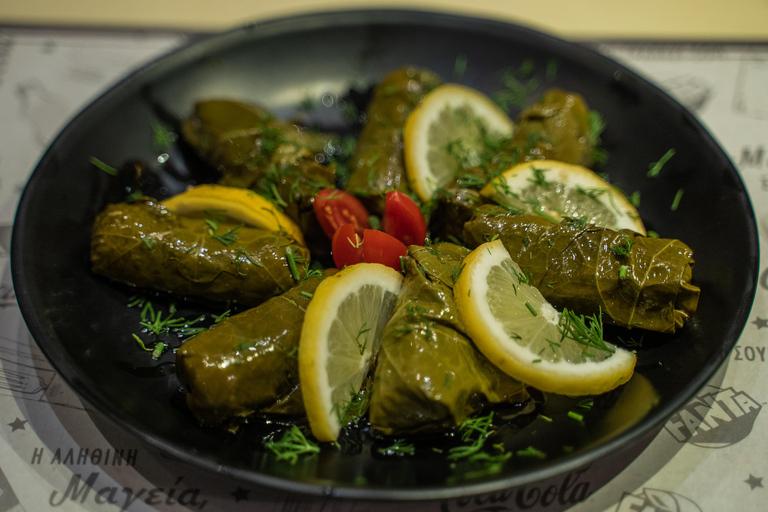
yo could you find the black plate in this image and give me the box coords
[11,9,759,500]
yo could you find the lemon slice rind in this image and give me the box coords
[162,184,306,245]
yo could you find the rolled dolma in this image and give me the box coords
[181,100,336,250]
[512,89,596,167]
[369,243,529,436]
[91,199,308,306]
[176,271,334,424]
[463,209,700,332]
[346,67,442,213]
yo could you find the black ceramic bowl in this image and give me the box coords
[11,9,758,500]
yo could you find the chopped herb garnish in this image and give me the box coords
[379,439,415,456]
[151,120,177,151]
[300,291,313,298]
[453,53,468,80]
[211,224,243,246]
[448,412,496,461]
[90,156,117,176]
[151,342,165,359]
[355,323,370,355]
[451,263,466,284]
[516,446,547,459]
[577,398,594,410]
[619,265,629,280]
[558,307,613,358]
[444,372,452,388]
[142,236,156,250]
[334,385,368,426]
[671,188,684,211]
[610,236,635,258]
[285,247,301,280]
[568,411,584,422]
[265,426,320,464]
[525,302,537,317]
[647,148,676,178]
[125,189,143,202]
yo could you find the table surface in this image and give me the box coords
[0,10,767,512]
[1,0,767,40]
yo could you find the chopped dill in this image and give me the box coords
[265,426,320,464]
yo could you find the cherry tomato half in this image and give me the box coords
[362,229,408,271]
[331,223,363,268]
[313,189,370,239]
[382,190,427,247]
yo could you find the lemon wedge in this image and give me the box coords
[454,239,636,396]
[481,160,645,234]
[404,84,514,202]
[162,184,305,245]
[299,263,403,441]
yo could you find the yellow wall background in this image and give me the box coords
[1,0,767,40]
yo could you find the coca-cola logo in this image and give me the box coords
[663,385,762,448]
[439,466,591,512]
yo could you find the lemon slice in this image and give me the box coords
[299,263,403,441]
[454,239,636,396]
[481,160,646,234]
[162,184,305,245]
[404,84,514,202]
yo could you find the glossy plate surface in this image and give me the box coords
[11,10,759,500]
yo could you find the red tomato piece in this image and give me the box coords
[362,229,408,271]
[313,189,370,239]
[331,223,364,269]
[382,190,427,247]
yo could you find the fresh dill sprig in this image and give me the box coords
[265,426,320,464]
[211,224,243,246]
[610,236,635,258]
[558,307,614,358]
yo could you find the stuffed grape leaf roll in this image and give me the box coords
[181,99,336,252]
[91,199,308,306]
[176,272,334,424]
[369,243,530,436]
[346,67,442,213]
[463,209,700,332]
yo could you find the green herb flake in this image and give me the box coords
[671,188,684,211]
[647,148,676,178]
[355,323,370,355]
[285,247,301,281]
[378,439,415,456]
[451,263,466,284]
[619,265,629,280]
[568,411,584,422]
[300,291,314,298]
[577,398,594,410]
[610,236,635,258]
[211,224,243,246]
[516,446,547,459]
[453,53,468,80]
[90,156,117,176]
[525,302,537,317]
[264,425,320,464]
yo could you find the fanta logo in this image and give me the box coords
[664,386,762,447]
[616,488,701,512]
